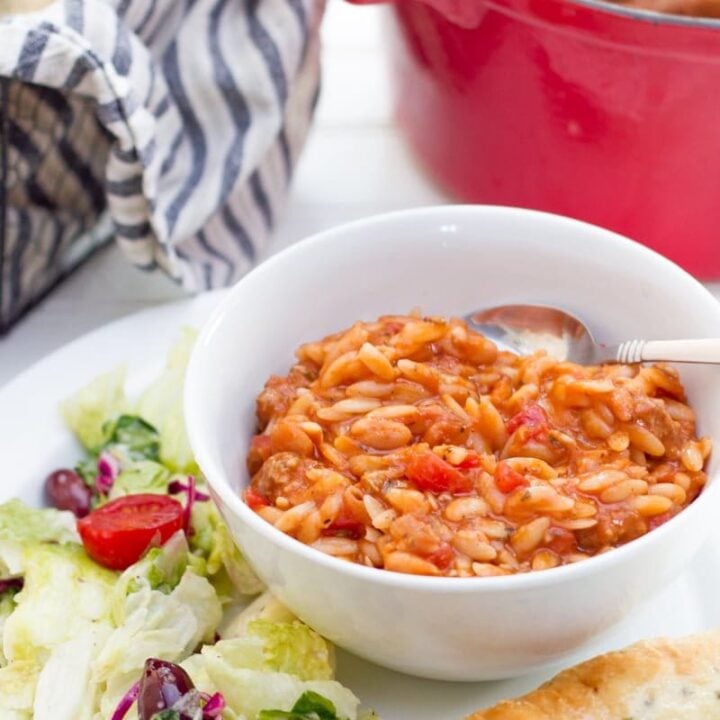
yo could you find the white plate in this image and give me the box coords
[2,294,720,719]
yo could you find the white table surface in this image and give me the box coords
[0,1,717,385]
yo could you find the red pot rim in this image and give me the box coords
[480,0,720,60]
[352,0,720,29]
[569,0,720,28]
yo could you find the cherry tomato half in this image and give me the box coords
[77,494,185,570]
[406,451,473,494]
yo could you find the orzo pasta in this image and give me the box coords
[244,314,711,577]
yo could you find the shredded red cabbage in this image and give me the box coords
[182,476,198,534]
[110,680,140,720]
[0,576,23,594]
[202,693,226,718]
[96,451,120,495]
[167,476,209,535]
[168,478,210,502]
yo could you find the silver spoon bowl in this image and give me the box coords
[467,304,720,365]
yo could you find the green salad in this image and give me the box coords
[0,331,374,720]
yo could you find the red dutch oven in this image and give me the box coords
[348,0,720,278]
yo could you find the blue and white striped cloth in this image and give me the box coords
[0,0,322,321]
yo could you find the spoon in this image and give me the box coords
[466,304,720,364]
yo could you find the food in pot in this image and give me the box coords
[245,314,711,577]
[609,0,720,17]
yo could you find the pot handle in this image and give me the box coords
[344,0,486,28]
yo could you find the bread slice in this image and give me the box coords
[468,630,720,720]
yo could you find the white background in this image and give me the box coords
[0,0,717,384]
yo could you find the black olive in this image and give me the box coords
[44,469,93,517]
[137,659,195,720]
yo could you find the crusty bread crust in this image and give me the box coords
[467,630,720,720]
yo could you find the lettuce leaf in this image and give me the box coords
[189,499,264,600]
[61,329,195,473]
[246,620,334,681]
[220,592,296,640]
[0,544,115,717]
[61,366,127,450]
[196,615,333,686]
[115,531,189,599]
[109,461,171,500]
[33,625,110,720]
[102,415,161,463]
[134,328,198,473]
[0,659,37,719]
[0,592,15,666]
[0,500,77,546]
[0,500,78,575]
[198,651,359,720]
[2,544,115,665]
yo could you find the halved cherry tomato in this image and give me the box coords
[506,403,549,437]
[77,494,184,570]
[406,451,473,494]
[322,515,365,540]
[245,486,270,511]
[494,461,529,493]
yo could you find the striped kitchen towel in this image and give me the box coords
[0,0,323,328]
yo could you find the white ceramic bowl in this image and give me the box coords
[185,206,720,681]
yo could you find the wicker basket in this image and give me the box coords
[0,78,114,333]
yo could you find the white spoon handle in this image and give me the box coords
[615,339,720,364]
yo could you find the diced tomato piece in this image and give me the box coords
[457,451,481,469]
[506,403,549,436]
[545,527,577,556]
[245,486,270,511]
[406,452,473,494]
[323,515,365,540]
[77,494,185,570]
[428,543,455,570]
[494,461,529,493]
